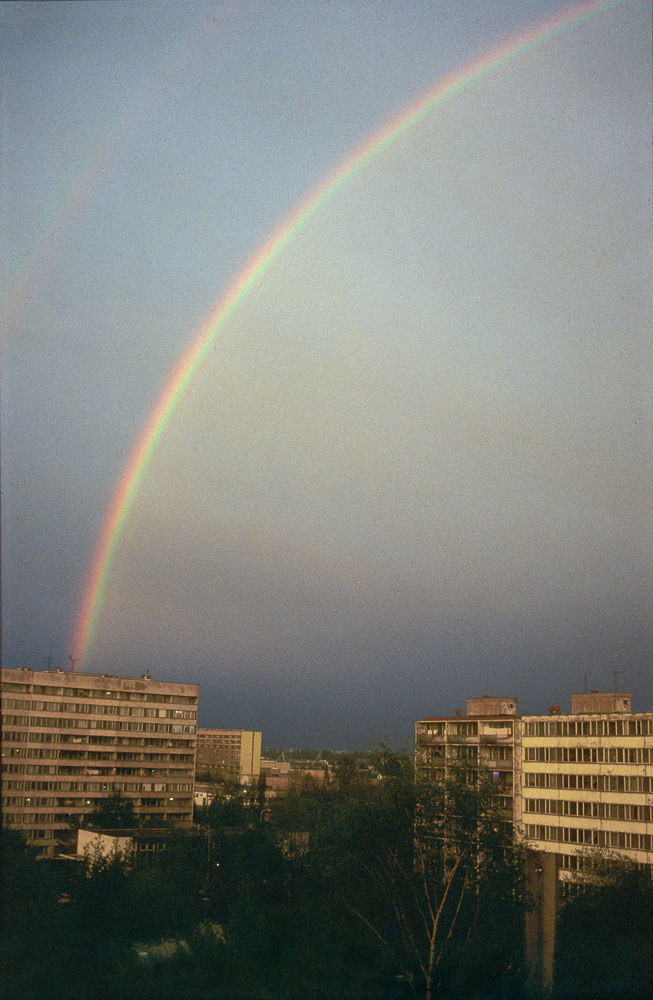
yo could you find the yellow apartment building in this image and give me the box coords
[518,691,653,880]
[196,728,261,785]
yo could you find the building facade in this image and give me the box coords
[415,696,518,818]
[416,691,653,881]
[196,728,261,785]
[1,667,198,856]
[518,692,653,879]
[260,758,330,800]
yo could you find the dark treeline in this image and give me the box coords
[2,750,652,999]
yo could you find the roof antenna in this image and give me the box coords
[46,654,53,670]
[610,669,622,692]
[69,654,78,673]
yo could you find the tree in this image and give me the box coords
[0,829,63,955]
[87,790,137,830]
[316,756,525,999]
[555,854,653,998]
[332,751,362,793]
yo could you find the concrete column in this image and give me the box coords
[524,850,559,996]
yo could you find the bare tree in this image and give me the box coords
[321,756,524,999]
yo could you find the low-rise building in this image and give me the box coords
[260,758,330,800]
[1,667,198,856]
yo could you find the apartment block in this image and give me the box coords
[416,690,653,881]
[519,692,653,880]
[415,696,518,818]
[196,728,261,785]
[1,667,198,857]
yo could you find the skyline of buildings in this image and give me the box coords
[4,664,653,882]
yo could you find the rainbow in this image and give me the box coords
[70,0,626,668]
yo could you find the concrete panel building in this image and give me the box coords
[415,696,518,819]
[196,728,261,785]
[1,667,198,857]
[519,691,653,880]
[416,690,653,881]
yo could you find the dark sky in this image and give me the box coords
[2,1,651,748]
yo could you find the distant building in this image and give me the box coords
[260,758,330,800]
[416,690,653,881]
[194,781,215,809]
[1,667,198,857]
[196,728,261,785]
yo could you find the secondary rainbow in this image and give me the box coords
[1,9,226,340]
[70,0,625,668]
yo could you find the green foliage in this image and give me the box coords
[74,841,133,936]
[555,858,653,999]
[86,790,137,830]
[1,750,529,1000]
[331,751,361,793]
[0,828,112,999]
[311,758,525,999]
[197,773,259,830]
[270,774,332,835]
[125,832,205,937]
[0,830,65,975]
[205,792,249,828]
